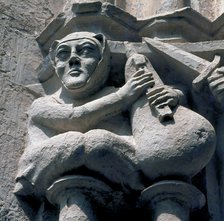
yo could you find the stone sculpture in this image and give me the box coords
[14,31,217,221]
[125,53,216,180]
[207,67,224,105]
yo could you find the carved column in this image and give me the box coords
[139,181,205,221]
[46,176,112,221]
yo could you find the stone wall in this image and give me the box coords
[124,0,224,20]
[60,0,224,20]
[0,1,66,220]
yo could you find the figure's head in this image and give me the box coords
[50,32,110,97]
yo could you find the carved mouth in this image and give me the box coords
[69,70,82,77]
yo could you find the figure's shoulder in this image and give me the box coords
[31,95,59,108]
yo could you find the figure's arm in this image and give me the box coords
[207,67,224,105]
[30,93,124,133]
[30,70,154,133]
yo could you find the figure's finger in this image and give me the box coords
[156,98,174,109]
[132,69,145,77]
[135,80,155,91]
[133,72,154,82]
[208,72,223,83]
[135,75,154,86]
[216,66,224,73]
[147,90,168,103]
[151,94,171,106]
[209,78,224,91]
[168,98,178,107]
[147,86,165,96]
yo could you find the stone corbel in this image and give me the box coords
[17,2,224,221]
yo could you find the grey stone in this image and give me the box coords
[139,7,224,43]
[46,175,114,221]
[139,181,205,221]
[124,53,216,180]
[15,29,217,220]
[36,1,140,56]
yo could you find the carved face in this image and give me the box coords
[54,39,101,90]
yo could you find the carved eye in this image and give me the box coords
[77,45,95,56]
[56,49,71,61]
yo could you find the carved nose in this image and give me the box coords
[69,56,81,67]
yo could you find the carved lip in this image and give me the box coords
[69,69,82,77]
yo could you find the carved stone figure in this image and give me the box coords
[208,67,224,105]
[14,31,217,220]
[14,32,142,198]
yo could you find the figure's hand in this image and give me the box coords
[207,67,224,104]
[147,86,179,109]
[117,69,155,105]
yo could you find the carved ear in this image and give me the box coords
[49,40,60,66]
[94,33,107,58]
[94,33,105,46]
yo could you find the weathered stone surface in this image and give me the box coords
[124,53,216,180]
[139,7,224,43]
[125,0,189,19]
[36,1,140,57]
[14,29,217,221]
[139,181,205,221]
[0,0,66,220]
[123,0,224,21]
[191,0,224,21]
